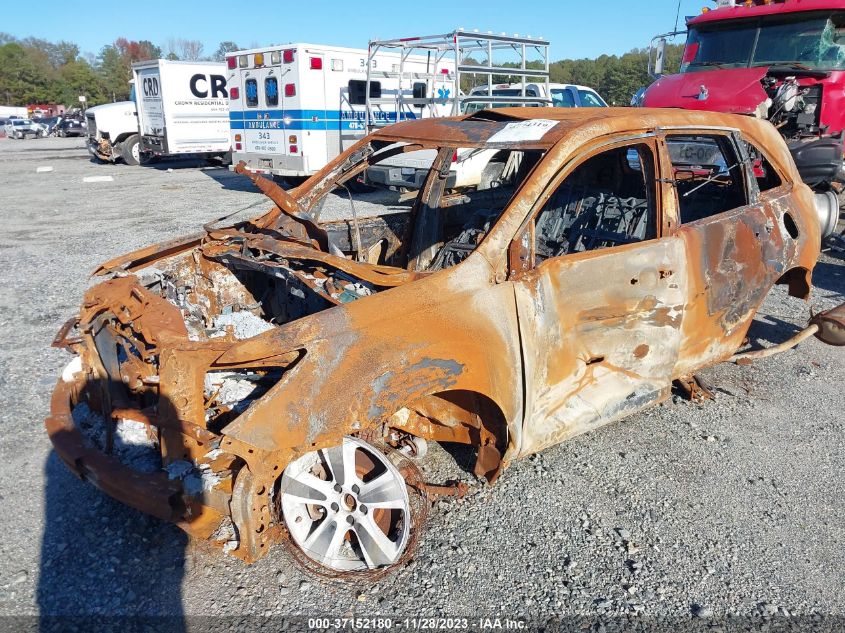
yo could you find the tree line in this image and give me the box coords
[0,34,241,106]
[0,32,683,109]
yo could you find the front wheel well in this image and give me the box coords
[113,132,136,146]
[389,390,511,482]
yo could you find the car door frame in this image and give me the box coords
[502,131,689,456]
[655,125,798,375]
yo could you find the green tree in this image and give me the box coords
[58,59,106,105]
[98,43,131,101]
[0,42,53,104]
[549,43,684,106]
[213,41,240,62]
[96,38,160,102]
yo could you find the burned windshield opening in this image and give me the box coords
[683,11,845,71]
[305,141,546,273]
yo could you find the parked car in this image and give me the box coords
[464,82,608,112]
[34,116,60,137]
[57,116,86,137]
[46,108,843,575]
[4,118,42,139]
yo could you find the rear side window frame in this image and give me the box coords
[348,79,382,106]
[661,129,752,225]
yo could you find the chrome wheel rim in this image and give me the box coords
[131,141,140,163]
[280,436,411,571]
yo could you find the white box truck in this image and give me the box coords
[226,44,453,179]
[88,61,231,165]
[132,59,231,163]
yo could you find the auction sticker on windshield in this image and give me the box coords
[487,119,558,144]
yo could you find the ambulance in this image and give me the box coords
[226,44,454,179]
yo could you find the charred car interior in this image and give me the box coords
[46,108,845,575]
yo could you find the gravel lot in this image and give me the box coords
[0,136,842,629]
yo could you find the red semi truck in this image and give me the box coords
[642,0,845,237]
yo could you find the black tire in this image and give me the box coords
[120,134,140,166]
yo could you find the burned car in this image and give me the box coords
[46,108,844,573]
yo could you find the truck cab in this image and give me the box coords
[642,0,845,198]
[85,81,141,165]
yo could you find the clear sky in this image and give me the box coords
[5,0,704,60]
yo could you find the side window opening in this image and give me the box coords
[754,154,782,192]
[532,143,657,263]
[348,79,382,106]
[742,141,783,192]
[578,89,605,107]
[666,134,748,223]
[245,78,259,107]
[551,89,576,108]
[265,77,279,107]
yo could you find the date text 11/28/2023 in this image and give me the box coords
[307,617,527,630]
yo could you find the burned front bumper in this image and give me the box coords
[87,137,114,161]
[44,296,256,556]
[43,268,298,564]
[45,361,186,522]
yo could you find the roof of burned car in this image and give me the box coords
[371,107,774,149]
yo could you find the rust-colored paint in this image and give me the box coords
[46,108,831,566]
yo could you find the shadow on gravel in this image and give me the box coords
[812,260,844,298]
[145,157,221,171]
[744,313,804,349]
[37,452,188,631]
[439,442,478,475]
[201,168,261,193]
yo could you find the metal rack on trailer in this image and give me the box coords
[364,30,551,131]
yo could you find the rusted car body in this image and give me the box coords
[46,108,839,572]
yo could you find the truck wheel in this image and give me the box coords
[121,135,141,166]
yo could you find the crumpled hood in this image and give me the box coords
[643,67,769,114]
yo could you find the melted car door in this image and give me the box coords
[664,130,786,375]
[509,137,687,456]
